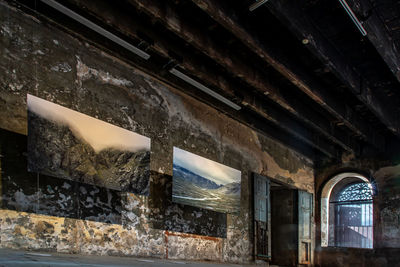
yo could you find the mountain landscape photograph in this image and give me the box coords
[27,94,151,195]
[172,147,241,214]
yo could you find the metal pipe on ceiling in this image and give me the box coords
[40,0,151,60]
[338,0,367,36]
[249,0,269,12]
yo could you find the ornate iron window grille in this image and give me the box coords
[337,183,372,202]
[330,182,373,248]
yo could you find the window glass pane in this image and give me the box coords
[333,182,373,248]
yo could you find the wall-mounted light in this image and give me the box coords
[169,68,241,111]
[40,0,151,60]
[249,0,269,12]
[338,0,367,36]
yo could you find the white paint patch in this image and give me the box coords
[192,211,202,218]
[76,56,133,88]
[0,24,12,36]
[8,83,23,92]
[120,108,139,131]
[51,62,72,72]
[61,182,71,190]
[33,50,45,55]
[13,191,36,209]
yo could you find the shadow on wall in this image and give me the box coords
[0,128,227,237]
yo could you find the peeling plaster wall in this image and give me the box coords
[0,2,314,263]
[315,160,400,267]
[0,208,166,257]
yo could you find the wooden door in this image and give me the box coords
[298,190,313,265]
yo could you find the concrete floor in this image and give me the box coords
[0,248,261,267]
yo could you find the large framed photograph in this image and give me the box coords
[27,94,151,195]
[172,147,241,214]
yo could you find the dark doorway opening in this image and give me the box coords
[270,182,298,267]
[253,174,312,266]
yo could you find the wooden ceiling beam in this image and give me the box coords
[191,0,385,150]
[125,0,359,154]
[265,0,400,138]
[34,0,340,159]
[348,0,400,83]
[125,0,292,111]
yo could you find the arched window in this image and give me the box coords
[320,172,374,249]
[330,182,373,248]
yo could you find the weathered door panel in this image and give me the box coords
[298,190,313,265]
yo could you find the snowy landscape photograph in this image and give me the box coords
[172,147,241,214]
[27,94,151,195]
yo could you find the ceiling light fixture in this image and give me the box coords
[249,0,269,12]
[169,68,241,111]
[40,0,151,60]
[338,0,367,36]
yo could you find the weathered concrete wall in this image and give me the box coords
[0,1,314,263]
[315,160,400,267]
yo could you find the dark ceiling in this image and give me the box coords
[9,0,400,163]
